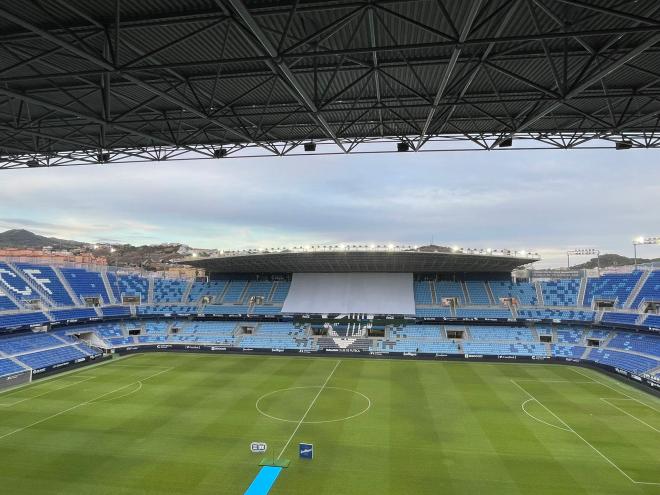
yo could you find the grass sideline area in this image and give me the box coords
[0,354,658,494]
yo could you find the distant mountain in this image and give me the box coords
[0,229,85,249]
[570,253,660,269]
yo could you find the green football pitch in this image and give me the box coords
[0,353,659,494]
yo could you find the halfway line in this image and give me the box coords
[276,360,341,460]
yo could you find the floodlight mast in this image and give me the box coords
[567,248,600,275]
[632,236,660,268]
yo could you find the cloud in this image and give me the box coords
[1,147,659,266]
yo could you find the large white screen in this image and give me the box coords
[282,273,415,315]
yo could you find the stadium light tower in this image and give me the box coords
[633,236,660,267]
[567,248,600,275]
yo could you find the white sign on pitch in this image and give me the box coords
[250,442,267,453]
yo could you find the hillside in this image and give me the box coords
[570,253,660,269]
[94,244,184,268]
[0,229,85,249]
[0,229,184,269]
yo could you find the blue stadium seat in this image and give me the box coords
[586,329,610,339]
[488,280,537,305]
[222,280,248,303]
[0,333,63,355]
[17,345,95,369]
[117,274,149,303]
[60,267,110,304]
[203,305,250,315]
[465,281,491,305]
[583,271,642,307]
[15,263,74,306]
[244,281,274,302]
[415,307,452,317]
[556,329,582,344]
[104,272,122,302]
[270,282,290,303]
[607,332,660,358]
[413,281,433,304]
[601,312,639,325]
[468,326,534,341]
[0,358,27,377]
[137,305,198,315]
[551,345,585,358]
[631,271,660,309]
[645,314,660,328]
[239,335,312,350]
[392,325,442,339]
[153,279,188,303]
[85,323,124,338]
[518,308,594,322]
[257,322,302,336]
[50,308,98,321]
[0,312,49,330]
[101,306,131,317]
[434,281,465,304]
[588,348,658,374]
[462,342,546,356]
[540,279,580,306]
[187,280,227,303]
[0,262,47,305]
[0,292,18,311]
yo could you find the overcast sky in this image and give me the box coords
[1,147,659,268]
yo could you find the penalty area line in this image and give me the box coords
[510,379,658,485]
[570,368,660,413]
[0,366,173,441]
[0,375,97,407]
[600,398,660,433]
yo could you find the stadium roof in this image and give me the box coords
[183,248,538,273]
[2,0,660,169]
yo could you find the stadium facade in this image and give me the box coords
[0,248,659,393]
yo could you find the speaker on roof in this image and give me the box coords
[615,140,633,150]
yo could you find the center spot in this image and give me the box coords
[256,386,371,424]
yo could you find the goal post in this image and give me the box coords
[0,369,32,392]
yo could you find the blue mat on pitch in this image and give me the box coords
[244,466,283,495]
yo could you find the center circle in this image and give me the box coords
[255,386,371,424]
